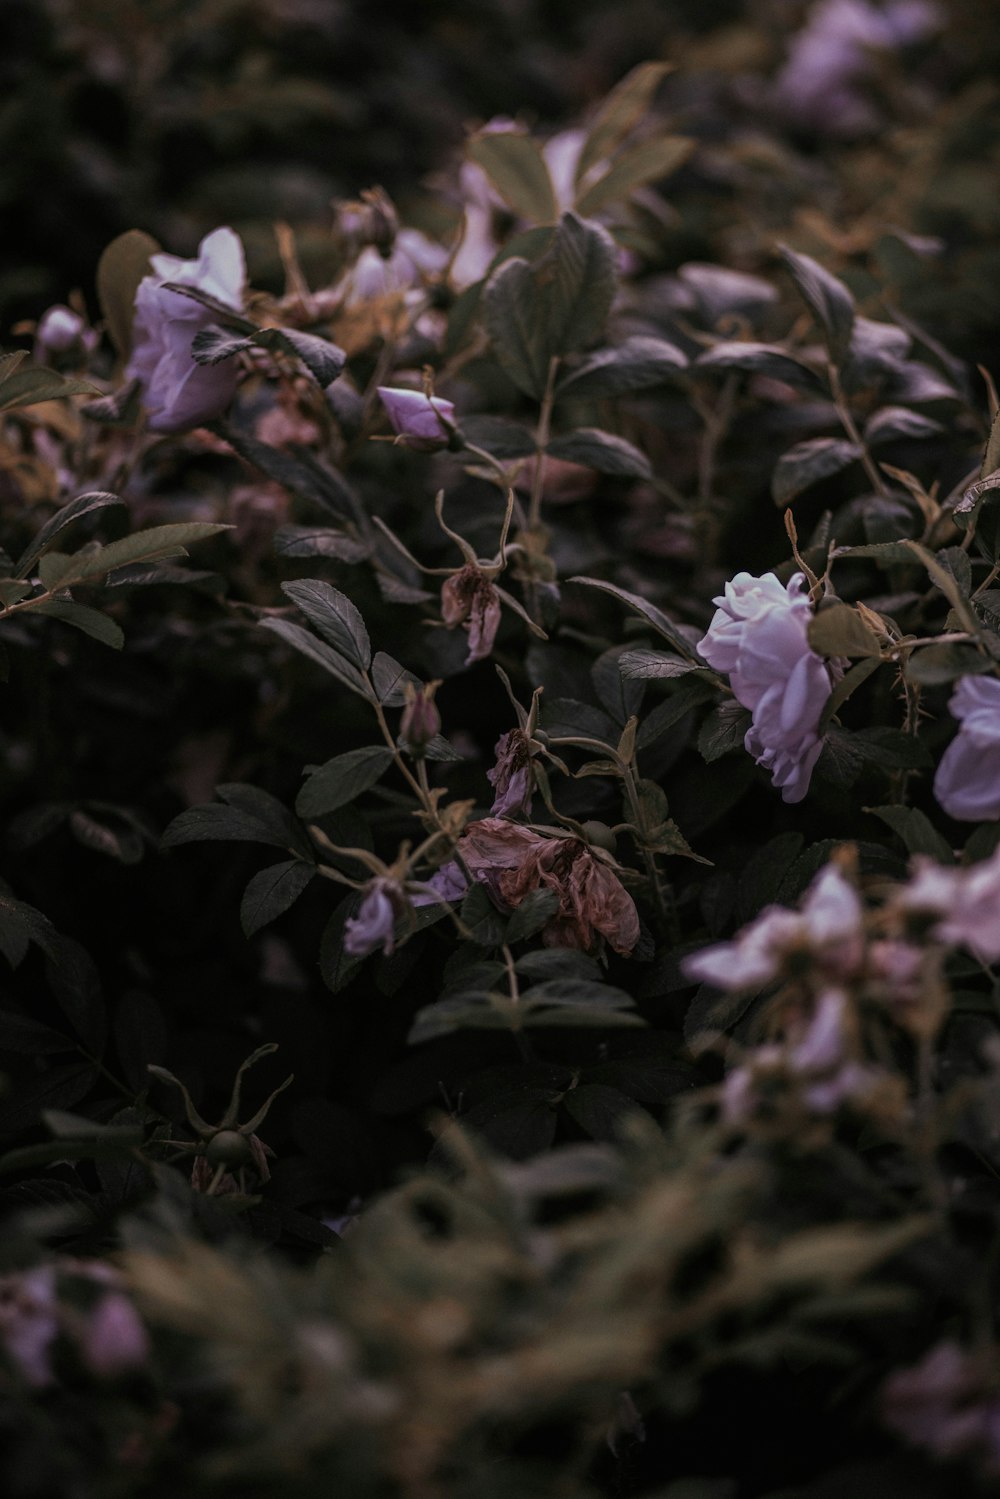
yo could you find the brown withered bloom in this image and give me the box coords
[457,817,639,955]
[487,728,534,817]
[441,564,502,664]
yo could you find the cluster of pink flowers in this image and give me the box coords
[697,571,834,804]
[0,1261,150,1388]
[898,845,1000,965]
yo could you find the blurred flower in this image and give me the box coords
[934,675,1000,822]
[899,848,1000,964]
[377,386,456,451]
[80,1290,151,1379]
[34,304,97,360]
[774,0,942,137]
[487,729,534,817]
[684,863,864,990]
[126,226,246,434]
[698,571,832,803]
[456,817,640,954]
[723,989,875,1123]
[441,565,502,663]
[344,877,407,957]
[882,1341,1000,1472]
[0,1266,58,1387]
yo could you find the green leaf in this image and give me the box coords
[0,368,100,412]
[467,130,558,224]
[281,578,371,669]
[96,229,160,355]
[459,416,537,459]
[0,350,29,383]
[575,133,692,216]
[903,644,991,685]
[240,859,315,937]
[820,656,882,726]
[697,700,752,762]
[546,427,652,478]
[637,677,717,750]
[867,806,954,863]
[618,648,698,680]
[864,406,943,445]
[31,600,124,649]
[15,490,125,578]
[778,245,856,364]
[807,604,883,658]
[556,335,687,399]
[577,61,674,179]
[694,341,822,391]
[190,326,256,364]
[255,326,346,388]
[482,213,618,398]
[260,617,372,698]
[371,650,421,706]
[569,575,702,661]
[296,746,395,818]
[506,888,560,943]
[162,799,297,852]
[159,281,255,330]
[80,380,144,428]
[38,521,231,590]
[981,409,1000,482]
[273,526,369,562]
[461,883,509,947]
[523,978,636,1011]
[214,423,363,523]
[772,438,861,507]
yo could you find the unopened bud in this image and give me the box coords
[377,386,456,452]
[400,681,442,757]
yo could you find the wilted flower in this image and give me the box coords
[344,877,408,957]
[487,729,534,817]
[698,571,833,803]
[377,386,456,451]
[126,226,247,433]
[455,817,640,955]
[684,863,864,990]
[934,674,1000,822]
[899,847,1000,964]
[441,564,502,664]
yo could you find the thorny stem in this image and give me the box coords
[828,362,888,498]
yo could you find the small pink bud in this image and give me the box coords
[377,386,456,451]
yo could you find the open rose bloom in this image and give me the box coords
[126,226,246,433]
[698,571,833,803]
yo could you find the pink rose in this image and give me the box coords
[933,674,1000,821]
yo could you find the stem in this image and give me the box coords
[829,362,888,498]
[501,941,535,1061]
[528,356,560,534]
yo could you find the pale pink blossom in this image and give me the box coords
[126,227,246,433]
[34,304,98,359]
[344,878,407,957]
[80,1291,151,1378]
[0,1266,59,1387]
[684,864,864,990]
[723,990,875,1123]
[899,848,1000,964]
[883,1342,1000,1472]
[933,675,1000,822]
[698,572,833,803]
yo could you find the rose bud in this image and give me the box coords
[377,386,456,451]
[400,681,442,758]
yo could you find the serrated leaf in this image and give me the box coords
[547,427,651,478]
[637,677,717,750]
[458,415,537,459]
[96,229,160,355]
[161,802,296,851]
[255,326,347,387]
[556,335,687,399]
[159,281,255,330]
[778,245,855,364]
[190,326,256,364]
[281,578,371,669]
[577,61,674,179]
[694,341,822,390]
[618,648,697,680]
[240,859,315,937]
[80,379,144,428]
[15,490,124,578]
[807,604,883,658]
[482,213,618,398]
[467,130,558,224]
[32,600,124,649]
[0,350,29,383]
[772,438,861,507]
[371,650,421,706]
[575,134,693,216]
[296,746,395,818]
[864,406,944,445]
[461,882,509,947]
[215,423,363,523]
[273,526,369,562]
[38,521,230,590]
[523,978,636,1010]
[260,617,372,698]
[904,643,991,685]
[867,805,954,862]
[697,700,752,762]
